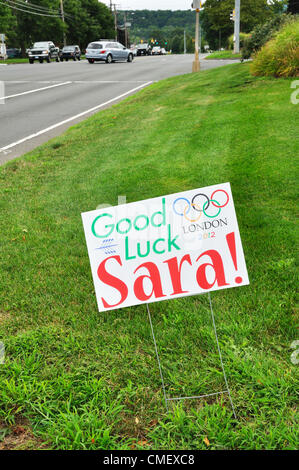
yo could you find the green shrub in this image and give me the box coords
[250,19,299,77]
[227,33,251,51]
[242,14,292,60]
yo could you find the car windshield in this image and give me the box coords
[33,42,49,48]
[87,43,103,49]
[63,46,75,51]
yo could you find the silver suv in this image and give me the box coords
[85,41,134,64]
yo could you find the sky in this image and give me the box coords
[101,1,195,11]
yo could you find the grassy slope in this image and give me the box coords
[206,50,242,60]
[0,63,298,450]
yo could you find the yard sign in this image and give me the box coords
[82,182,249,312]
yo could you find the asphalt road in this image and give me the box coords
[0,54,238,164]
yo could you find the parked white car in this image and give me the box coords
[152,46,162,55]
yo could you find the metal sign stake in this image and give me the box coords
[147,293,237,419]
[207,293,237,419]
[146,303,169,412]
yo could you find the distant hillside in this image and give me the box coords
[126,9,195,43]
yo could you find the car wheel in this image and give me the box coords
[39,59,43,63]
[127,53,133,63]
[60,58,63,62]
[106,54,112,64]
[78,56,81,61]
[66,58,68,62]
[46,56,50,63]
[29,59,34,64]
[88,59,94,64]
[56,57,59,62]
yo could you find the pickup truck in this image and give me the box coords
[27,41,60,63]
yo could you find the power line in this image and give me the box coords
[1,0,62,17]
[8,0,74,18]
[60,0,66,46]
[2,0,74,19]
[8,0,60,13]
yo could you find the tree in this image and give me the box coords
[186,36,194,53]
[130,9,195,45]
[14,1,64,54]
[0,4,18,47]
[268,0,288,14]
[171,35,183,54]
[148,29,166,46]
[63,0,114,48]
[0,1,114,53]
[201,0,276,50]
[288,0,299,13]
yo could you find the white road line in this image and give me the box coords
[72,80,149,84]
[0,81,153,152]
[6,80,149,84]
[3,81,72,100]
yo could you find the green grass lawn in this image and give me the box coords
[0,63,298,450]
[1,56,86,65]
[206,50,242,60]
[0,58,28,64]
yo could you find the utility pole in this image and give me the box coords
[124,11,128,48]
[199,22,201,54]
[234,0,240,54]
[192,0,201,73]
[60,0,66,46]
[184,30,186,54]
[114,4,118,42]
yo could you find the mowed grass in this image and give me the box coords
[1,58,28,64]
[0,56,86,65]
[206,50,242,60]
[0,63,298,450]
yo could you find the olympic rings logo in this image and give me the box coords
[172,189,229,222]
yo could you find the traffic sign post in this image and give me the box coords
[192,1,202,72]
[0,33,6,61]
[234,0,240,54]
